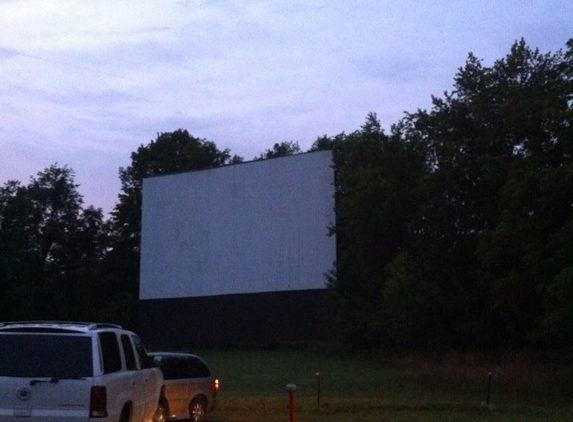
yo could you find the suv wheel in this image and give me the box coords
[119,407,131,422]
[154,396,169,422]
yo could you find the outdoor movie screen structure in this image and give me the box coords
[139,150,336,348]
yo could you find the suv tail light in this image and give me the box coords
[90,386,108,418]
[214,379,220,392]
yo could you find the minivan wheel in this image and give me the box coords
[189,397,206,422]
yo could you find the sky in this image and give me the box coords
[1,0,571,215]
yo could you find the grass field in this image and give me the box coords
[197,348,572,422]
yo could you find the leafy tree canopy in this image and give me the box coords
[326,38,573,349]
[0,165,107,321]
[256,141,301,160]
[104,129,241,327]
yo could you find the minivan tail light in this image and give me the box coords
[90,386,108,418]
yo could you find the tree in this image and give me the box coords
[399,38,573,347]
[326,113,427,347]
[309,135,334,152]
[0,165,108,320]
[326,39,572,350]
[381,251,441,346]
[105,129,240,328]
[477,163,573,345]
[256,141,301,160]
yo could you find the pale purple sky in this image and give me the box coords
[1,0,571,215]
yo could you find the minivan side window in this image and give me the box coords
[160,357,211,379]
[99,332,122,373]
[188,357,211,378]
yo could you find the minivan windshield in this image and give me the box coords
[0,333,92,378]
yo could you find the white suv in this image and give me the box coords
[0,321,165,422]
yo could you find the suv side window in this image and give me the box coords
[99,332,122,374]
[120,334,137,370]
[131,335,151,369]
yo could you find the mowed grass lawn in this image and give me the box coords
[198,348,572,422]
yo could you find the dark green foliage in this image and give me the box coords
[2,39,571,350]
[111,129,236,251]
[104,129,240,328]
[255,140,301,159]
[323,113,427,347]
[0,165,108,321]
[0,131,240,328]
[325,39,573,349]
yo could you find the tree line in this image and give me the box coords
[1,39,571,350]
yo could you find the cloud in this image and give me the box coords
[0,0,571,214]
[0,46,19,59]
[1,1,182,50]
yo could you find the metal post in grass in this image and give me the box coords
[285,383,297,422]
[481,372,495,410]
[315,372,321,409]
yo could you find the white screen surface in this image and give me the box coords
[139,150,335,299]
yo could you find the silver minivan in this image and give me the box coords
[149,352,218,422]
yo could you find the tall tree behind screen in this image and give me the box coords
[105,129,241,328]
[255,141,301,160]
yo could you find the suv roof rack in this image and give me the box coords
[0,321,123,330]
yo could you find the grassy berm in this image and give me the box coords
[198,348,572,422]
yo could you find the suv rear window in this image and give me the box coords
[0,333,92,378]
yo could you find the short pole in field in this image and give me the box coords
[481,372,495,410]
[285,383,297,422]
[315,372,321,408]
